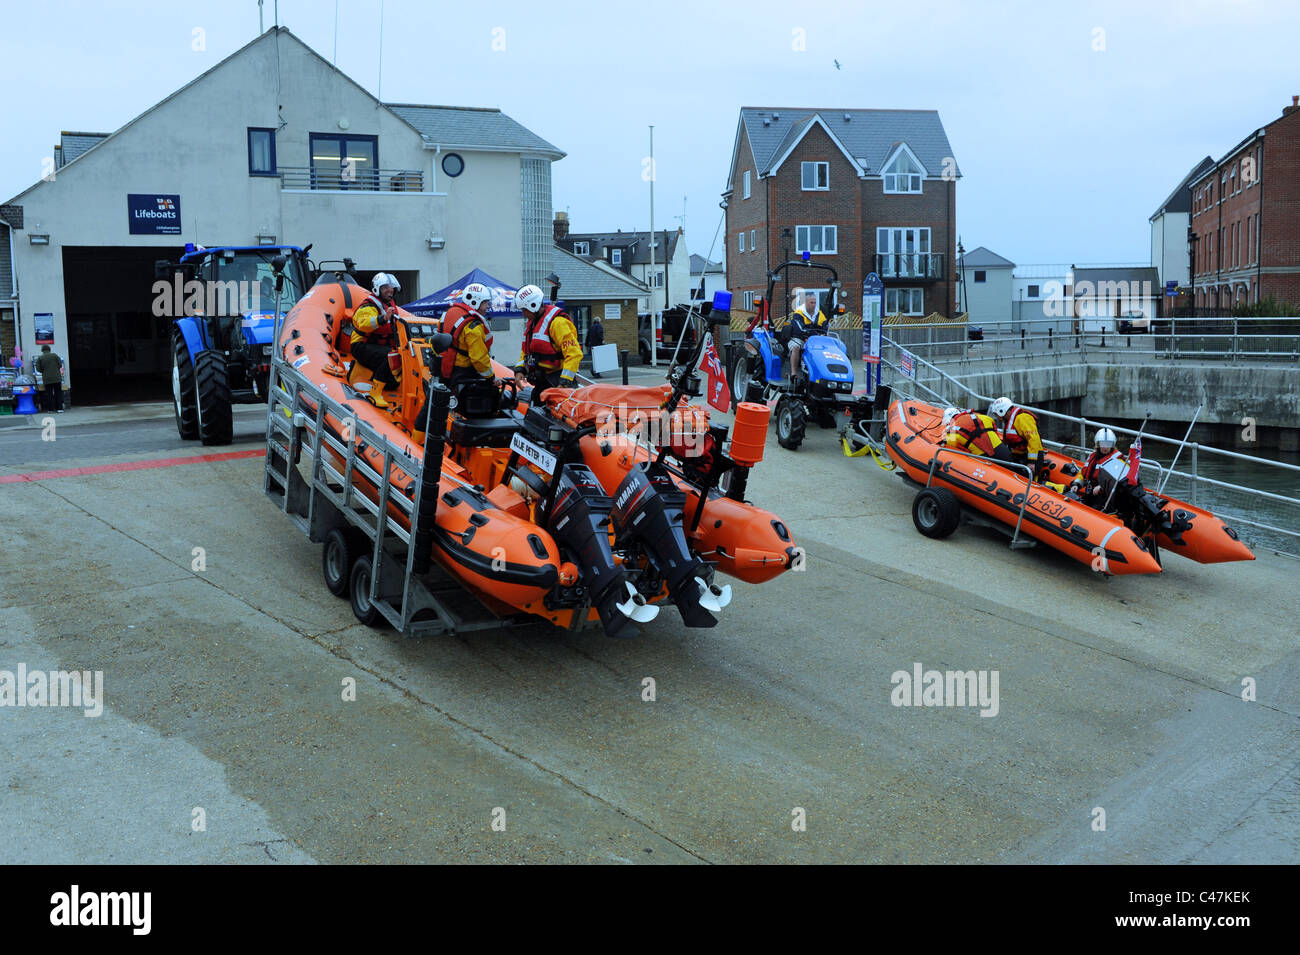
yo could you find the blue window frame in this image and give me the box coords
[248,128,277,176]
[308,133,379,190]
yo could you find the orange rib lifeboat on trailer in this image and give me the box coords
[885,399,1254,574]
[277,275,798,635]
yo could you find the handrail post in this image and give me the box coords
[1191,443,1198,507]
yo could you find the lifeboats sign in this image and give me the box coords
[128,194,182,235]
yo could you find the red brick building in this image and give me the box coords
[1190,96,1300,311]
[723,108,960,318]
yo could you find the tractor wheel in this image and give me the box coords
[349,555,382,627]
[912,488,962,539]
[323,527,365,598]
[194,350,234,446]
[775,397,806,450]
[171,330,198,440]
[732,353,765,405]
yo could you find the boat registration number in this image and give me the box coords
[511,433,557,475]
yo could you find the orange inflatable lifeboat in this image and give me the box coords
[274,274,797,636]
[885,399,1254,574]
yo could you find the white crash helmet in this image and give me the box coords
[515,284,545,313]
[1094,427,1117,452]
[371,272,401,295]
[989,396,1013,419]
[942,407,961,429]
[461,282,491,312]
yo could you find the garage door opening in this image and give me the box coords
[62,245,184,405]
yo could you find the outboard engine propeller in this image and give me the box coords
[610,462,729,628]
[545,463,658,637]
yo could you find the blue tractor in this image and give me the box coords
[730,259,874,450]
[157,244,312,445]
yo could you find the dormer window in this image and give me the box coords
[611,249,622,266]
[573,241,590,255]
[883,148,923,193]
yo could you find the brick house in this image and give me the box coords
[722,107,960,319]
[1189,95,1300,311]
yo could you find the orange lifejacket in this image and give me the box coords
[349,294,396,348]
[522,305,566,363]
[439,303,492,378]
[997,405,1037,452]
[949,411,1001,457]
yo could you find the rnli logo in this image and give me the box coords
[156,198,175,211]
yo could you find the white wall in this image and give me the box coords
[7,30,536,385]
[1150,210,1189,288]
[963,265,1013,325]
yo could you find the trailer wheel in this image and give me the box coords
[349,554,382,627]
[323,527,364,598]
[171,330,198,440]
[913,487,962,539]
[194,351,234,446]
[775,397,806,450]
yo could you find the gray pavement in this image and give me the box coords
[1,404,1297,863]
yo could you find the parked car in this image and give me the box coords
[1117,312,1151,334]
[967,325,984,341]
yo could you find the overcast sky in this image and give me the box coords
[3,0,1296,268]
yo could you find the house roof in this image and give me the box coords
[1072,266,1160,290]
[564,230,682,265]
[5,29,562,205]
[55,132,110,169]
[961,246,1014,268]
[384,104,564,159]
[690,253,724,274]
[1150,156,1215,220]
[736,107,960,179]
[552,246,648,300]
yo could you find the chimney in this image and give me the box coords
[1285,95,1300,116]
[553,211,569,241]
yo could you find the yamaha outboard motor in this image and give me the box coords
[545,463,657,637]
[610,462,729,628]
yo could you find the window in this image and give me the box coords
[648,271,664,288]
[1027,285,1040,298]
[876,227,930,276]
[795,225,837,254]
[309,133,378,189]
[611,249,622,266]
[573,241,590,255]
[441,153,465,178]
[973,270,987,283]
[743,170,751,199]
[248,128,276,176]
[885,288,924,315]
[801,161,829,190]
[750,229,757,251]
[743,290,756,310]
[738,232,745,253]
[882,149,923,193]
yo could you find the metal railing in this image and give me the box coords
[877,336,1300,552]
[278,166,425,192]
[876,252,946,280]
[886,317,1300,366]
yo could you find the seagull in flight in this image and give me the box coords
[833,59,841,70]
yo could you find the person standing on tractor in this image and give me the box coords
[941,407,1014,461]
[349,273,401,407]
[783,289,828,386]
[514,284,583,392]
[438,282,496,394]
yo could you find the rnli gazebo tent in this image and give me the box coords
[403,269,521,318]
